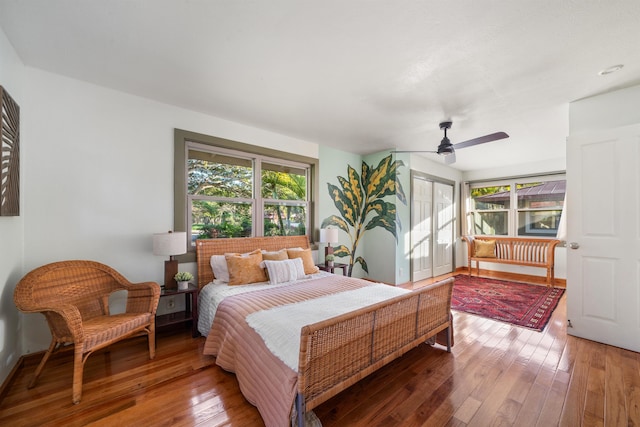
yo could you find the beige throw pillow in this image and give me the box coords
[474,239,496,258]
[261,249,289,261]
[226,249,267,285]
[287,248,320,275]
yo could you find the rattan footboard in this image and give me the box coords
[295,278,454,426]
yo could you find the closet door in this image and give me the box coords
[411,177,433,281]
[433,182,454,277]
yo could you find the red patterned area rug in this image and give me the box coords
[451,275,565,332]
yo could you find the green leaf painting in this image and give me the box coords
[321,154,406,276]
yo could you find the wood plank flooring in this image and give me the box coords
[1,280,638,426]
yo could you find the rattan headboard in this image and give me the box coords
[195,235,312,288]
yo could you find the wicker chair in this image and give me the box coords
[14,260,161,404]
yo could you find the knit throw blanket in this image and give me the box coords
[246,283,409,371]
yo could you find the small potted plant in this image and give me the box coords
[174,271,193,290]
[325,254,335,268]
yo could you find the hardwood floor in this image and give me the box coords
[1,281,638,426]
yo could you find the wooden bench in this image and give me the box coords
[462,236,561,286]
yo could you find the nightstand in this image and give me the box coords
[156,284,200,337]
[316,262,349,276]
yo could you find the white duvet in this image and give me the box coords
[197,271,332,336]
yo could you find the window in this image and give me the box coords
[188,149,254,240]
[467,176,565,237]
[516,180,565,236]
[174,129,318,255]
[469,184,511,235]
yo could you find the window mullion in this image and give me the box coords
[254,157,263,237]
[510,181,517,236]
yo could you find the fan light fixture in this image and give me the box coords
[437,122,455,155]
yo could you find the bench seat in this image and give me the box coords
[462,236,561,286]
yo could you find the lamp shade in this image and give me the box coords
[320,228,339,244]
[153,231,187,256]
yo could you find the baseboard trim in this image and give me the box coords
[0,346,71,404]
[0,354,25,404]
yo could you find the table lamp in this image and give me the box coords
[320,228,339,265]
[153,231,187,290]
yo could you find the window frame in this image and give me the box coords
[174,129,319,262]
[465,173,565,238]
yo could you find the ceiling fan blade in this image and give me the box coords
[452,131,509,150]
[391,150,437,154]
[444,152,456,164]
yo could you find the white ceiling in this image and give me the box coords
[1,1,639,171]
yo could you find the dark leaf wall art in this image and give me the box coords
[0,85,19,216]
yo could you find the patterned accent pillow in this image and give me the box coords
[474,240,497,258]
[226,249,267,285]
[287,248,320,275]
[263,258,307,285]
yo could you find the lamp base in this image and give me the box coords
[164,259,178,290]
[324,245,334,266]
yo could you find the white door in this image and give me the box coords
[411,177,433,281]
[566,124,640,352]
[433,182,454,277]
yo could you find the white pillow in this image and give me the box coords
[263,258,307,285]
[210,255,229,282]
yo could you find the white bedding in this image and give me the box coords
[246,283,410,371]
[197,270,333,336]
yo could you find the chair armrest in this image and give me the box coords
[124,282,161,315]
[39,304,85,342]
[546,239,561,265]
[461,235,474,248]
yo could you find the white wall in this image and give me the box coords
[570,84,640,132]
[0,26,25,385]
[19,66,320,354]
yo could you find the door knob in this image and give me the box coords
[568,242,580,249]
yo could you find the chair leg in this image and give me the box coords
[148,325,156,359]
[72,346,85,404]
[28,339,58,389]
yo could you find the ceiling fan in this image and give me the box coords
[393,121,509,164]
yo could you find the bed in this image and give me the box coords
[196,235,453,427]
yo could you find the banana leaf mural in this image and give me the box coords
[321,154,406,276]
